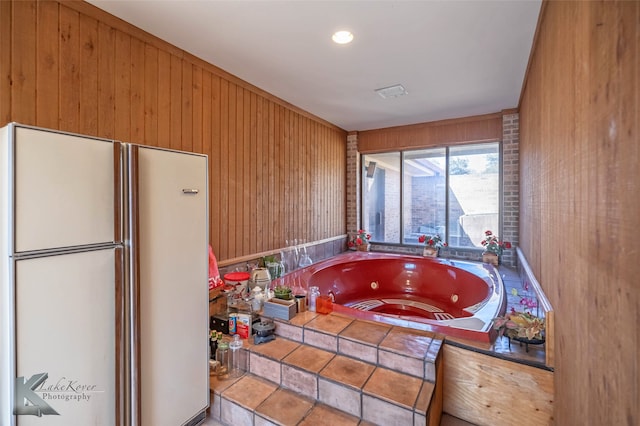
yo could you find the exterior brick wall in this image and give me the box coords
[501,113,519,267]
[346,133,360,240]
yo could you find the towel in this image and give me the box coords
[208,245,223,290]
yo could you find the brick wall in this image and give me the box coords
[346,133,359,239]
[501,113,519,267]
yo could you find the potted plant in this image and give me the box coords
[480,230,511,266]
[273,285,292,300]
[348,229,371,251]
[418,234,446,257]
[493,284,545,352]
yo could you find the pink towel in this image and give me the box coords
[208,245,222,290]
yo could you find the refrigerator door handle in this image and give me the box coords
[182,188,199,194]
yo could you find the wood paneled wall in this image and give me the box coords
[519,1,639,424]
[443,345,554,426]
[358,112,503,153]
[0,0,347,262]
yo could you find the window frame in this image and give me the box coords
[361,141,503,250]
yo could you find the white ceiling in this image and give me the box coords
[87,0,541,132]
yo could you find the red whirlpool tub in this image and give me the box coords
[276,251,506,343]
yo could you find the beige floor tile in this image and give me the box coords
[362,394,414,425]
[378,348,424,378]
[289,310,318,326]
[210,374,242,395]
[338,338,378,364]
[415,381,435,413]
[220,398,254,425]
[319,355,375,389]
[250,336,300,360]
[222,375,278,410]
[379,326,435,358]
[249,352,282,385]
[304,328,338,352]
[281,363,318,399]
[339,319,391,346]
[255,388,314,425]
[283,344,335,373]
[298,403,360,426]
[304,313,354,335]
[363,367,423,410]
[274,320,304,342]
[426,336,444,362]
[317,378,361,417]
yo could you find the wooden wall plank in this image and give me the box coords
[237,86,245,256]
[227,82,237,258]
[79,13,98,136]
[273,103,280,246]
[201,70,212,239]
[249,92,258,254]
[359,113,502,153]
[114,30,130,142]
[210,74,221,252]
[242,88,251,255]
[11,0,37,124]
[36,1,59,129]
[143,44,158,147]
[156,50,170,148]
[0,0,12,124]
[129,38,144,144]
[181,61,193,152]
[97,22,115,138]
[169,55,181,150]
[219,79,230,260]
[443,345,554,426]
[192,65,203,154]
[58,5,79,133]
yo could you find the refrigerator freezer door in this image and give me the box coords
[134,147,208,426]
[13,126,117,253]
[14,248,119,426]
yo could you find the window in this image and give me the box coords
[362,142,500,249]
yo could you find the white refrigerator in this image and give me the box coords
[0,123,209,426]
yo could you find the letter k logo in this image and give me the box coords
[14,373,59,416]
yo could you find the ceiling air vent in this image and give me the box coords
[375,84,408,99]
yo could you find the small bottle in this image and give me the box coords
[228,334,245,379]
[229,313,237,334]
[209,330,217,359]
[214,341,229,378]
[308,286,320,312]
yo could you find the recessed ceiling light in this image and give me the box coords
[332,30,354,44]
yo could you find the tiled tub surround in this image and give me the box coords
[273,252,506,343]
[209,312,444,426]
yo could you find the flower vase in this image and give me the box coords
[423,246,438,257]
[482,251,499,266]
[357,243,370,252]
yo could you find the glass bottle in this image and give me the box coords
[308,286,320,312]
[228,334,245,379]
[209,330,217,360]
[214,341,229,378]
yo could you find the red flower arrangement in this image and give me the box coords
[348,229,371,248]
[480,230,511,255]
[418,234,447,249]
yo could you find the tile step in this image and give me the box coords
[209,312,444,425]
